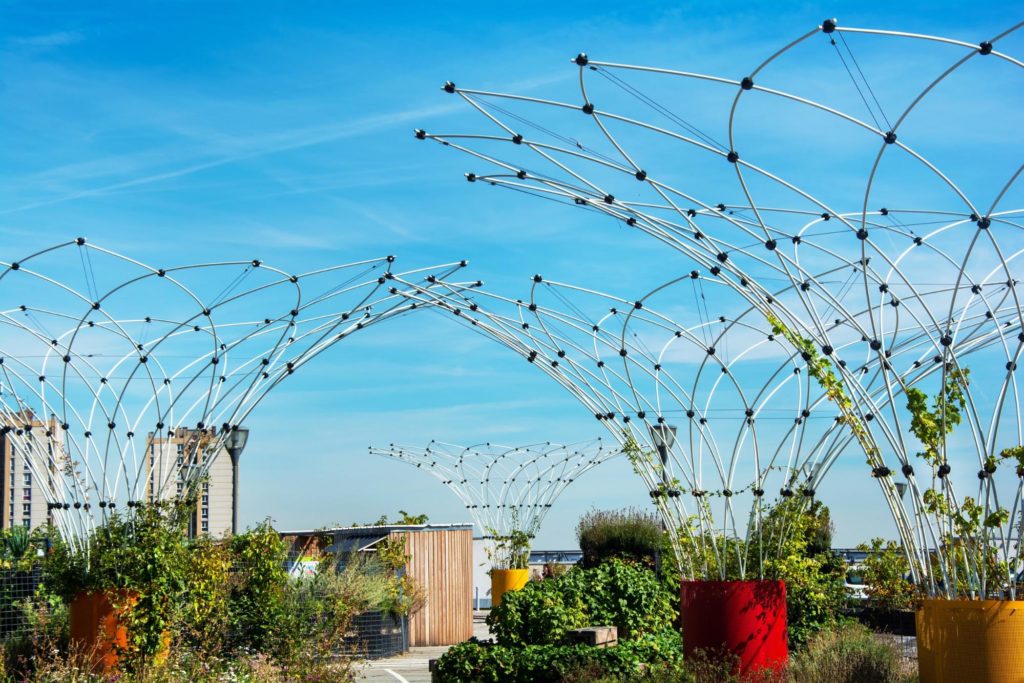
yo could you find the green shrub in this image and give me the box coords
[180,536,231,654]
[42,502,191,671]
[759,499,847,649]
[486,574,588,646]
[577,508,665,569]
[488,559,676,646]
[581,560,676,640]
[433,631,685,683]
[787,622,915,683]
[856,539,917,612]
[227,522,290,655]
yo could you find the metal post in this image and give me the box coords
[231,451,240,535]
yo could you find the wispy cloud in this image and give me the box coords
[1,101,463,216]
[8,31,83,49]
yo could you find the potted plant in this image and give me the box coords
[43,501,189,672]
[486,524,534,607]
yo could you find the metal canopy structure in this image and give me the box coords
[391,273,888,578]
[370,439,618,550]
[419,20,1024,595]
[0,239,470,548]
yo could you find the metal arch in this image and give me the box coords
[0,240,470,549]
[369,439,618,555]
[387,271,902,578]
[422,22,1024,595]
[395,262,1020,582]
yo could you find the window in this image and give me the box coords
[23,459,31,471]
[22,502,31,516]
[201,508,209,519]
[201,520,209,532]
[21,519,29,528]
[201,495,209,505]
[23,473,31,486]
[176,483,183,494]
[23,489,30,500]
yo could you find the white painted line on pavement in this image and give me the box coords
[385,669,412,683]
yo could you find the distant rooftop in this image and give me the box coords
[280,522,473,537]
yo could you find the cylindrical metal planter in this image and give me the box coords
[490,568,529,607]
[679,579,788,678]
[917,598,1024,683]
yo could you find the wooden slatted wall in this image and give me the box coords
[397,528,473,646]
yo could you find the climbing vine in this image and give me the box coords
[765,313,878,462]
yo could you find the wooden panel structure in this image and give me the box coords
[397,527,473,647]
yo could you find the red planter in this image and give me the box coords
[679,579,788,678]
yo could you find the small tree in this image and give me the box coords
[856,538,917,612]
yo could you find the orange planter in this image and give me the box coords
[69,591,169,672]
[916,598,1024,683]
[69,591,132,672]
[490,568,529,607]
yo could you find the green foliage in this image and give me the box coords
[758,499,847,649]
[905,368,968,467]
[787,621,916,683]
[766,313,878,462]
[488,559,676,646]
[179,536,231,654]
[486,514,535,571]
[371,535,425,616]
[433,631,685,683]
[395,510,429,524]
[364,510,430,526]
[487,573,588,646]
[855,539,917,612]
[1,527,32,564]
[226,522,289,655]
[41,502,191,671]
[577,508,664,569]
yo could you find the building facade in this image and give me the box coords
[0,413,62,530]
[146,428,233,537]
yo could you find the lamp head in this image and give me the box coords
[224,425,250,458]
[648,424,677,450]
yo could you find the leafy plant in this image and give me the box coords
[486,510,536,571]
[433,631,685,683]
[179,536,231,655]
[227,521,290,655]
[855,539,917,612]
[371,534,426,617]
[488,559,676,646]
[396,510,429,525]
[41,501,191,671]
[759,499,847,649]
[765,313,879,463]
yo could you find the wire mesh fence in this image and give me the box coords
[0,566,43,643]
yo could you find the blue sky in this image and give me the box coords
[1,1,1020,547]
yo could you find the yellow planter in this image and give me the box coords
[916,598,1024,683]
[490,568,529,607]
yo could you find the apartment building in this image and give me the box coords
[146,427,233,537]
[0,412,61,530]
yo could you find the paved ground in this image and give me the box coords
[356,612,490,683]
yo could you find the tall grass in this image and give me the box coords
[577,508,664,568]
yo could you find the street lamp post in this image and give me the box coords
[648,424,677,491]
[224,426,250,536]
